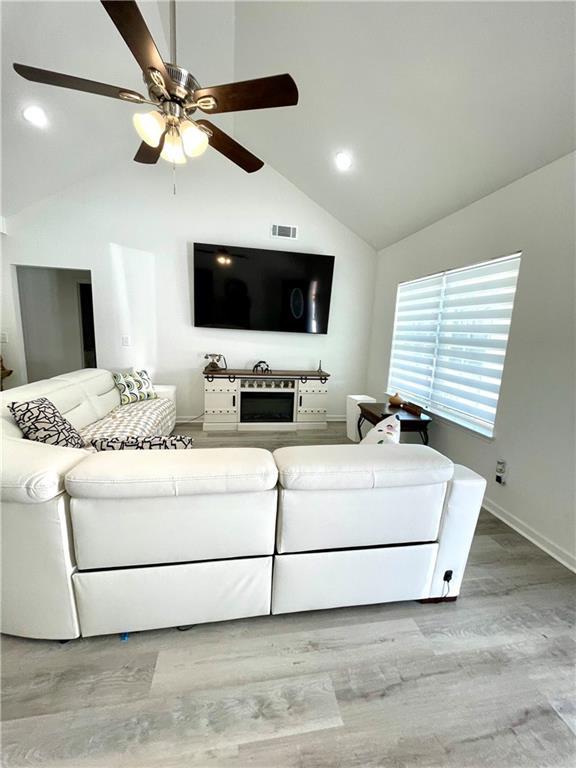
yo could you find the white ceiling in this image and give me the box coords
[233,1,575,248]
[2,1,575,249]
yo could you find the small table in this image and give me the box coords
[358,402,432,445]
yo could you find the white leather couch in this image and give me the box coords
[1,372,486,640]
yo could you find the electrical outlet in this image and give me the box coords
[121,335,132,347]
[496,459,507,485]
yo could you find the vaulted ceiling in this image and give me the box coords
[2,1,574,249]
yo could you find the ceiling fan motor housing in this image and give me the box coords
[146,63,200,104]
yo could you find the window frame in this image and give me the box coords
[387,252,522,438]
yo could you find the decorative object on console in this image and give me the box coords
[8,397,85,448]
[203,353,227,372]
[388,392,404,407]
[360,415,401,445]
[113,370,158,405]
[91,435,194,451]
[252,360,271,374]
[401,401,424,417]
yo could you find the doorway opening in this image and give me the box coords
[16,266,96,383]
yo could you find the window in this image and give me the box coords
[387,253,521,437]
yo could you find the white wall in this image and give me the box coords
[16,266,90,380]
[1,153,376,419]
[367,153,576,570]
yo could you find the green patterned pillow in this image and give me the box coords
[113,369,157,405]
[130,369,157,400]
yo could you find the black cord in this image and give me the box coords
[181,411,205,422]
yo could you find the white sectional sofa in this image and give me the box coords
[1,369,486,640]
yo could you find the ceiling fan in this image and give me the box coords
[13,0,298,172]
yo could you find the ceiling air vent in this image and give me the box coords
[271,224,298,240]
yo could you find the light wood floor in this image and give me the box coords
[1,424,575,767]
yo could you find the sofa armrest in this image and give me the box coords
[428,464,487,598]
[153,384,176,404]
[1,437,89,504]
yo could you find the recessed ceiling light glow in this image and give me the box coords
[22,105,48,128]
[334,151,353,172]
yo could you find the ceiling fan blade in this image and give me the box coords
[101,0,174,92]
[134,131,166,164]
[13,63,146,102]
[194,74,298,114]
[196,120,264,173]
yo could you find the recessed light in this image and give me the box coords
[22,105,48,128]
[334,151,353,172]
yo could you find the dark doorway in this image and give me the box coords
[78,282,97,368]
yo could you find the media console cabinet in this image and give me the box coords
[203,368,330,431]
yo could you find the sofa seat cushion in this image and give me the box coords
[65,448,278,499]
[1,437,89,504]
[274,444,453,491]
[79,398,176,443]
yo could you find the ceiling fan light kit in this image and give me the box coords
[161,128,187,165]
[13,0,299,173]
[132,110,165,147]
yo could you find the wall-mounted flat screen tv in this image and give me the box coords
[193,242,335,334]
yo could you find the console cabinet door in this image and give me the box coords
[204,382,239,422]
[296,392,328,422]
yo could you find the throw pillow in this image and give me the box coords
[113,370,157,405]
[360,415,401,445]
[8,397,85,448]
[130,369,158,400]
[91,435,194,451]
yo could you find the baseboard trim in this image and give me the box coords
[175,416,346,425]
[483,497,576,573]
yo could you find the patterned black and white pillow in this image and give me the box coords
[8,397,85,448]
[90,435,194,451]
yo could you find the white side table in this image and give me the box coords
[346,394,375,442]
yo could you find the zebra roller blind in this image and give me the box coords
[388,253,521,437]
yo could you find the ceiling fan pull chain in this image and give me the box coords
[173,163,177,196]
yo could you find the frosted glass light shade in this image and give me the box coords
[160,130,187,164]
[132,111,165,147]
[180,121,209,157]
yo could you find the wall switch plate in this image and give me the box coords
[121,335,132,347]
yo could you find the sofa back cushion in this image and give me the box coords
[273,444,454,491]
[1,369,120,439]
[55,369,121,421]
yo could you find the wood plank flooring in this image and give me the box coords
[1,423,575,767]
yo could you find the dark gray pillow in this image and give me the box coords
[90,435,194,451]
[8,397,84,448]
